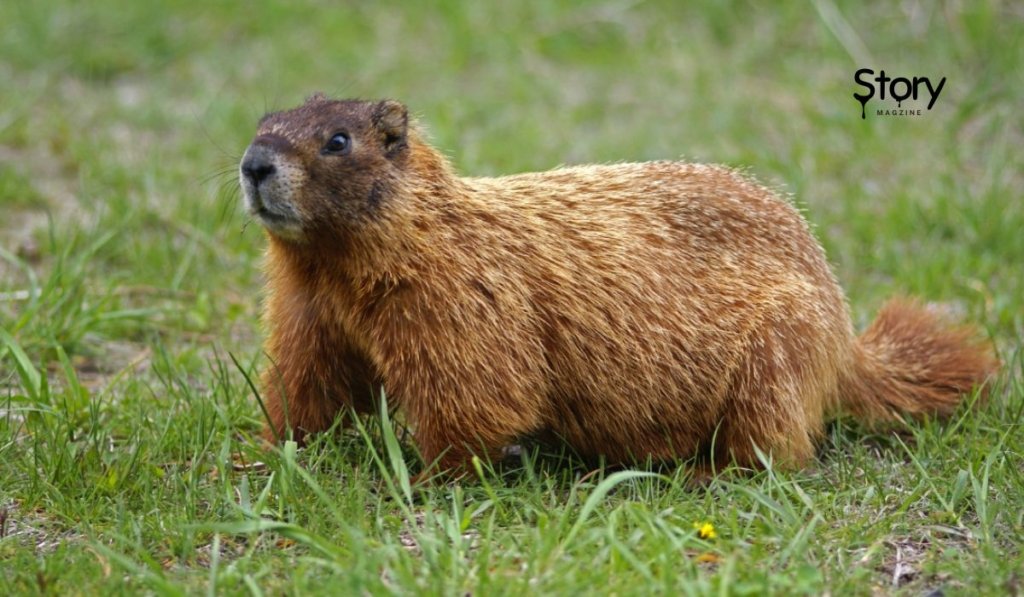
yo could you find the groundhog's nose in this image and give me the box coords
[241,152,276,187]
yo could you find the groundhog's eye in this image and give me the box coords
[323,132,351,155]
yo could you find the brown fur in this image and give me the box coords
[239,95,998,472]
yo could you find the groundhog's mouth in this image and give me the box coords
[248,199,304,240]
[254,205,289,223]
[245,188,297,226]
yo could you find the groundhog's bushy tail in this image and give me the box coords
[840,298,998,424]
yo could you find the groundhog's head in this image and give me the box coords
[239,94,409,242]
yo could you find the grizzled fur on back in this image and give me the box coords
[240,94,998,474]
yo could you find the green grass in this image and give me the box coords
[2,0,1022,594]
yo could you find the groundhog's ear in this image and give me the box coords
[372,100,408,154]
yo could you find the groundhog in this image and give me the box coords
[239,94,997,475]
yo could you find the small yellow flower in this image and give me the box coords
[693,521,717,540]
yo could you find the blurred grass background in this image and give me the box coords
[1,0,1022,594]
